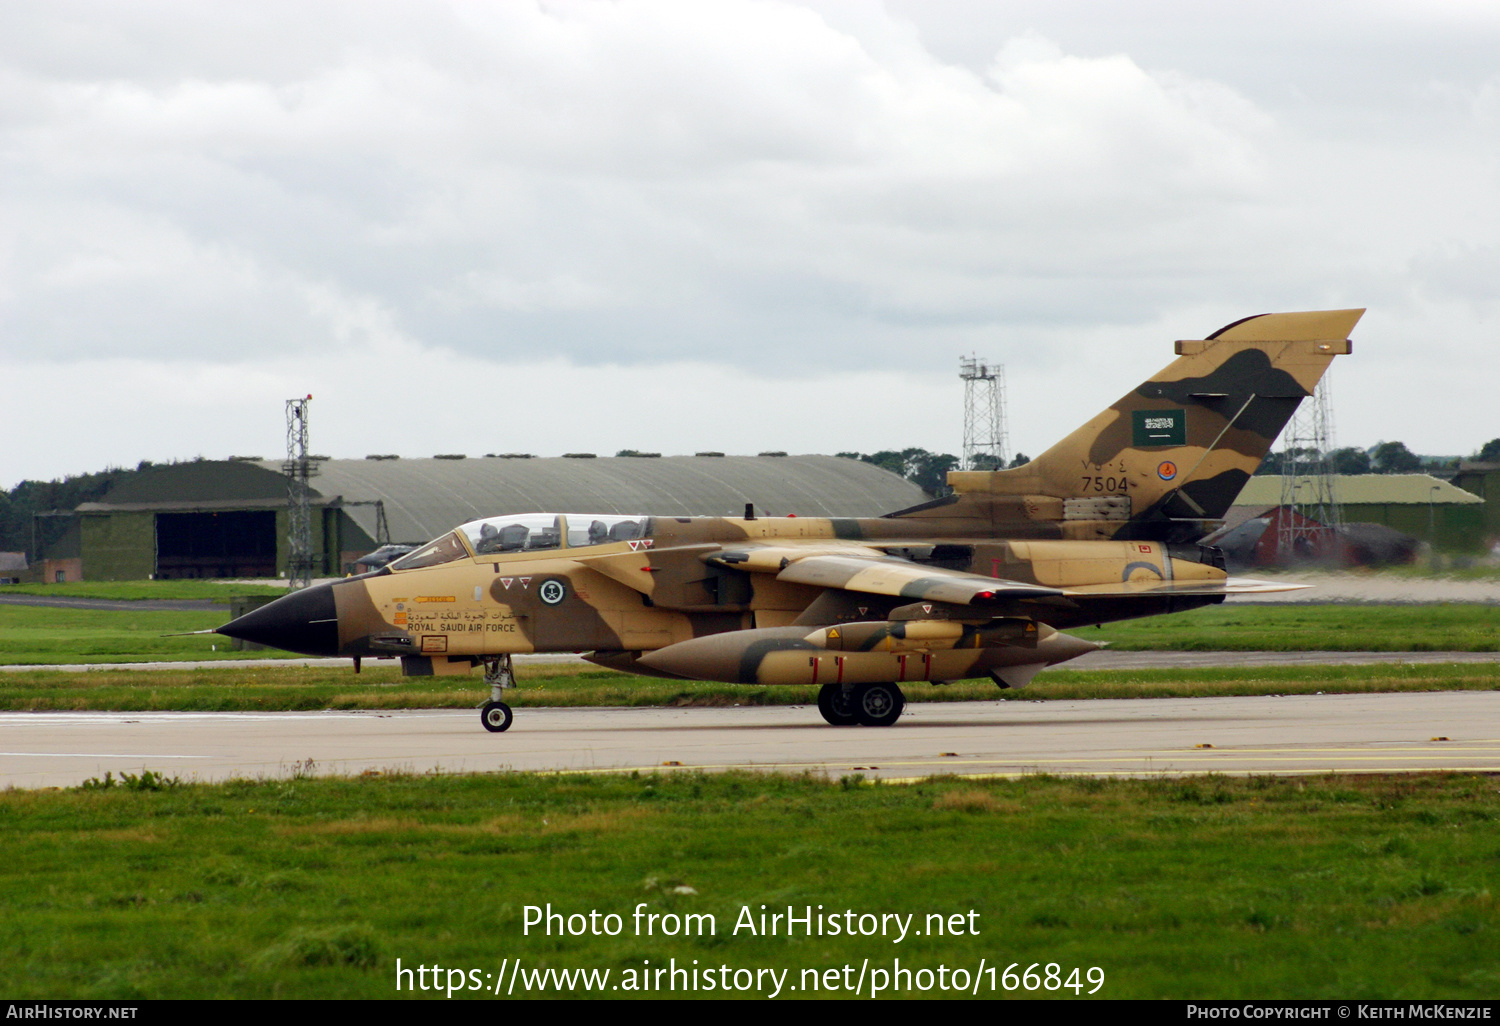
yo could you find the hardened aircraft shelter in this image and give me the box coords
[49,455,926,581]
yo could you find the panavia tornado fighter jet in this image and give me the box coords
[219,309,1360,732]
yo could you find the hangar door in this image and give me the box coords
[155,511,277,579]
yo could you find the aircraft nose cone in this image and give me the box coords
[217,584,339,657]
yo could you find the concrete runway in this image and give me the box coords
[2,691,1496,789]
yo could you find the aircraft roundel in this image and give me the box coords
[538,579,568,606]
[1156,460,1178,481]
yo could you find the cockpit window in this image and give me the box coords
[414,514,651,559]
[389,531,471,571]
[565,515,648,547]
[463,514,564,555]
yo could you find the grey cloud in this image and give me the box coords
[0,0,1497,478]
[1,0,1305,372]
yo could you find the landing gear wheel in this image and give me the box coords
[852,682,905,727]
[480,700,513,733]
[817,683,859,726]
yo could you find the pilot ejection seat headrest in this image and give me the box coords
[608,520,641,541]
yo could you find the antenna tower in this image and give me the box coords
[960,356,1009,471]
[1276,375,1341,561]
[283,396,318,590]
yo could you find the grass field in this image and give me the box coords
[2,581,286,601]
[1367,563,1500,582]
[1,661,1496,712]
[0,605,301,665]
[5,581,1496,1001]
[2,602,1498,667]
[1093,603,1500,651]
[2,771,1496,999]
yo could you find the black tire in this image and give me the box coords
[852,682,905,727]
[817,683,859,726]
[480,701,513,733]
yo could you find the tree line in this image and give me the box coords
[0,460,165,560]
[1255,438,1500,476]
[6,439,1500,558]
[836,449,1030,496]
[844,438,1500,495]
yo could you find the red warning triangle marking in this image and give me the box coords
[922,604,933,614]
[519,577,532,588]
[500,578,513,589]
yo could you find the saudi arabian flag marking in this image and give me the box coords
[1133,409,1186,447]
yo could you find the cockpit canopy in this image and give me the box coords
[389,514,650,571]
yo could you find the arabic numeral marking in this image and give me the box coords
[1088,967,1104,994]
[1023,963,1041,990]
[1043,963,1062,990]
[1001,963,1019,990]
[1065,967,1082,994]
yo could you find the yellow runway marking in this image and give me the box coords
[876,767,1500,784]
[857,754,1500,766]
[1148,744,1500,754]
[540,755,1500,775]
[548,763,1500,783]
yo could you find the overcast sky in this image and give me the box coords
[3,0,1497,487]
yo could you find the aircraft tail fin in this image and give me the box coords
[942,309,1362,541]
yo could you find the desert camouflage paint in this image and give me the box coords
[221,310,1359,694]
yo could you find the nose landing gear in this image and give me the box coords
[480,700,513,732]
[479,654,515,733]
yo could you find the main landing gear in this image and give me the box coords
[480,654,515,733]
[817,682,906,727]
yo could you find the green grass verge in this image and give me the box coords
[0,606,299,665]
[1092,602,1500,651]
[1,602,1497,667]
[1,662,1496,712]
[2,771,1496,999]
[2,580,286,601]
[1357,564,1500,582]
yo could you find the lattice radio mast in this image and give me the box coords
[960,356,1009,471]
[283,395,318,590]
[1276,374,1341,560]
